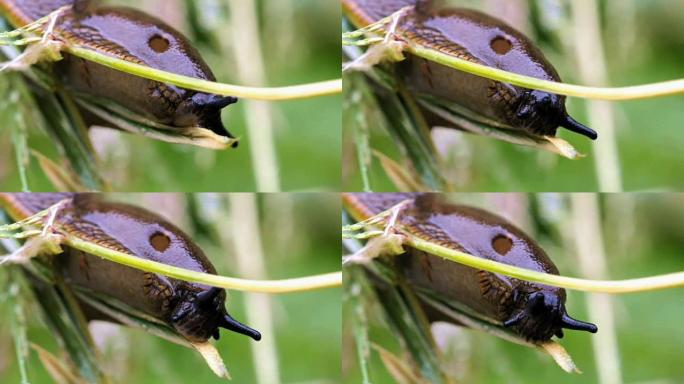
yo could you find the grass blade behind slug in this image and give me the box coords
[0,226,108,383]
[417,95,583,160]
[362,262,449,383]
[6,273,30,384]
[2,73,31,191]
[345,267,373,384]
[343,72,375,192]
[27,271,109,383]
[73,280,232,379]
[73,287,188,347]
[36,90,105,190]
[76,95,238,150]
[344,19,446,192]
[351,70,446,191]
[0,16,105,191]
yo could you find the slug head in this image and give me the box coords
[174,93,239,147]
[422,203,597,341]
[170,287,261,343]
[513,89,597,140]
[503,290,597,342]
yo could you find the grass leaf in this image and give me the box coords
[76,96,237,150]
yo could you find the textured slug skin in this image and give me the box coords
[0,0,237,139]
[342,0,597,140]
[343,193,597,342]
[0,193,261,343]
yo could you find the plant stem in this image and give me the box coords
[570,194,622,384]
[227,193,280,384]
[64,46,341,101]
[405,236,684,294]
[405,43,684,101]
[227,0,280,191]
[570,0,623,192]
[62,235,341,293]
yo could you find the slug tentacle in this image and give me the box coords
[502,310,525,328]
[560,313,598,333]
[192,94,238,111]
[561,115,598,140]
[220,313,262,341]
[196,287,222,307]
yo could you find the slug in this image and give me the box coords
[0,193,261,343]
[0,0,238,143]
[343,192,598,342]
[342,0,598,140]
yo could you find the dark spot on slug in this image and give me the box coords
[492,234,513,256]
[149,34,170,53]
[150,232,171,252]
[490,35,513,55]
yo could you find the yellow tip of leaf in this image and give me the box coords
[539,341,582,374]
[192,342,232,380]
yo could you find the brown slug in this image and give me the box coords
[343,192,597,342]
[342,0,598,140]
[0,0,238,143]
[0,192,261,343]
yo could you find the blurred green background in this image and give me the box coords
[343,193,684,383]
[0,0,341,192]
[0,193,341,383]
[343,0,684,192]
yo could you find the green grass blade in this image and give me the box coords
[370,78,444,190]
[366,262,447,383]
[345,267,373,384]
[74,288,190,346]
[7,274,30,384]
[76,95,236,150]
[344,73,375,192]
[35,90,103,190]
[2,74,30,191]
[26,270,108,383]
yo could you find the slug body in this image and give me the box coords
[0,193,260,343]
[0,0,237,141]
[342,0,597,140]
[343,193,597,342]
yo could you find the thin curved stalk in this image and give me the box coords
[63,235,341,293]
[1,10,342,101]
[344,9,684,101]
[65,46,341,101]
[406,236,684,294]
[1,203,342,293]
[344,201,684,294]
[407,43,684,101]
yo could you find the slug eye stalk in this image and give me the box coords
[219,313,262,341]
[560,116,598,140]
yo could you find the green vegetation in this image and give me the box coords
[343,0,684,192]
[343,193,684,383]
[0,0,341,192]
[0,193,341,382]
